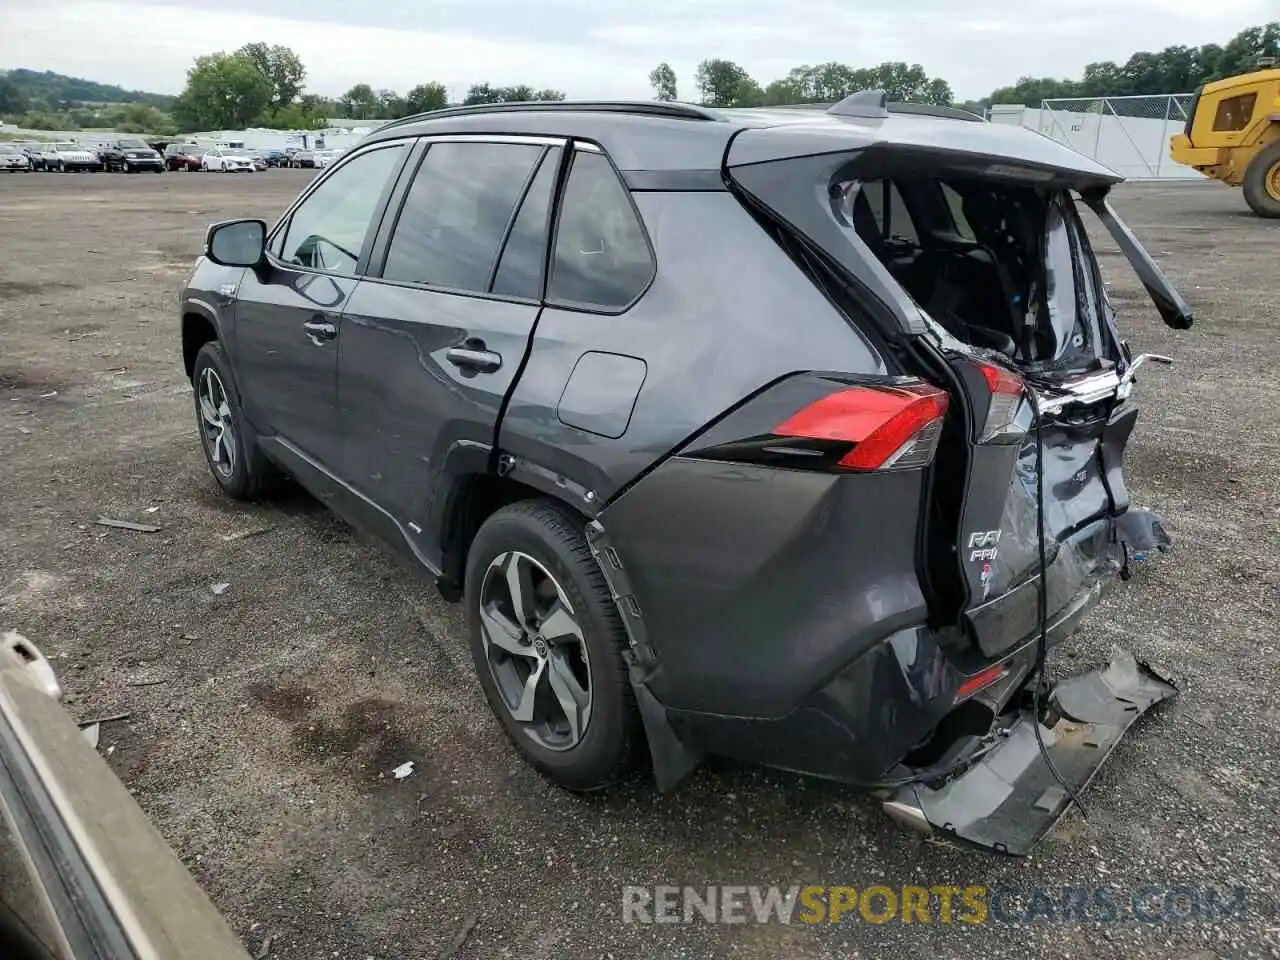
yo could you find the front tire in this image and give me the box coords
[465,500,642,791]
[1242,140,1280,219]
[191,342,279,500]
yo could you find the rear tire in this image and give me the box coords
[464,499,642,792]
[1242,140,1280,219]
[191,342,280,501]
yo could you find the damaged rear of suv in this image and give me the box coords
[183,95,1190,854]
[594,96,1188,852]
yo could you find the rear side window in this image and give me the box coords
[277,145,406,274]
[548,151,654,309]
[861,180,919,242]
[382,141,543,293]
[1212,93,1257,132]
[491,149,560,299]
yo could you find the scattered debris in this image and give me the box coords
[94,516,162,533]
[80,711,131,726]
[125,678,167,688]
[255,934,274,959]
[40,391,57,399]
[222,526,274,542]
[210,582,231,596]
[145,506,160,514]
[81,722,100,748]
[439,915,478,959]
[392,761,416,781]
[18,427,31,435]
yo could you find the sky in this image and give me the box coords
[0,0,1274,102]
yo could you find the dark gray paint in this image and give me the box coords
[498,191,884,507]
[556,352,646,438]
[336,279,540,564]
[233,264,357,465]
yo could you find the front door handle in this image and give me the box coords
[303,318,337,345]
[446,345,502,373]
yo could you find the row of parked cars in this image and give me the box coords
[0,138,347,173]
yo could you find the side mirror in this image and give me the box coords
[206,219,267,268]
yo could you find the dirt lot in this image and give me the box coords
[0,169,1277,959]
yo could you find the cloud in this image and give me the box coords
[0,0,1272,100]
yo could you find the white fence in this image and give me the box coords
[990,94,1200,181]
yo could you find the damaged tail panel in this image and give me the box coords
[884,650,1177,855]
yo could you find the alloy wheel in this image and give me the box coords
[197,367,236,479]
[478,551,593,751]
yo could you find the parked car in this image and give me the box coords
[200,148,228,172]
[0,144,31,171]
[178,97,1190,852]
[260,149,288,167]
[39,141,102,172]
[13,142,46,170]
[165,143,204,171]
[290,150,316,168]
[0,632,252,960]
[100,137,165,173]
[251,152,269,171]
[221,151,257,173]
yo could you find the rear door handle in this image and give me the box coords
[446,346,502,373]
[303,318,337,345]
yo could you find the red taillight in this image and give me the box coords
[976,361,1025,444]
[954,663,1009,702]
[774,383,950,472]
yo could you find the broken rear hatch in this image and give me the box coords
[726,108,1191,849]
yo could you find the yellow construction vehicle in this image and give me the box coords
[1170,65,1280,217]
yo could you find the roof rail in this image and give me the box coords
[821,92,986,123]
[886,102,986,122]
[377,100,724,131]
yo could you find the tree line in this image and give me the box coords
[651,60,954,107]
[986,20,1276,105]
[1,20,1274,136]
[653,21,1276,111]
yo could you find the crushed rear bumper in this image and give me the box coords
[883,649,1176,854]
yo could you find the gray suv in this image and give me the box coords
[180,97,1191,852]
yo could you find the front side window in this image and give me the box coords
[548,150,654,309]
[382,141,544,293]
[277,144,406,275]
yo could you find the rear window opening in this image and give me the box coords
[845,173,1112,371]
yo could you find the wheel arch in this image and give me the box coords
[182,310,219,380]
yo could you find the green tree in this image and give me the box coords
[649,62,678,101]
[235,43,306,111]
[531,88,566,101]
[694,59,762,106]
[0,77,29,115]
[173,52,273,130]
[111,102,177,135]
[378,89,407,118]
[339,83,380,119]
[405,82,448,114]
[463,82,502,105]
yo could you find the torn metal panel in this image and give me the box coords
[883,649,1176,855]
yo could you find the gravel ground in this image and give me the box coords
[0,170,1277,960]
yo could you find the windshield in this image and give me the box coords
[119,139,149,149]
[0,146,16,154]
[53,142,75,151]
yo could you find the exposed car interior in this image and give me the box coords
[848,175,1103,367]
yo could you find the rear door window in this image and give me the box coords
[382,141,544,293]
[547,150,654,310]
[491,149,561,299]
